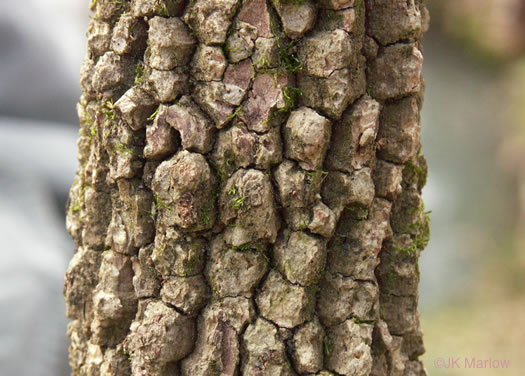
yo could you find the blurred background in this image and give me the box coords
[0,0,523,375]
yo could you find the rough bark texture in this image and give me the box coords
[64,0,430,375]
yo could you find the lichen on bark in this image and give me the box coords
[65,0,430,375]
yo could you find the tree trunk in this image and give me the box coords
[64,0,430,375]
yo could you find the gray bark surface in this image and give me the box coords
[64,0,430,375]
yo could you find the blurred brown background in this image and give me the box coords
[0,1,523,375]
[420,1,525,374]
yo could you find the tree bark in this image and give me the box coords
[64,0,430,375]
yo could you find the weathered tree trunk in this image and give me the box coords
[64,0,430,375]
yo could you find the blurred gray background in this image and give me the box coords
[0,1,522,375]
[0,1,86,375]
